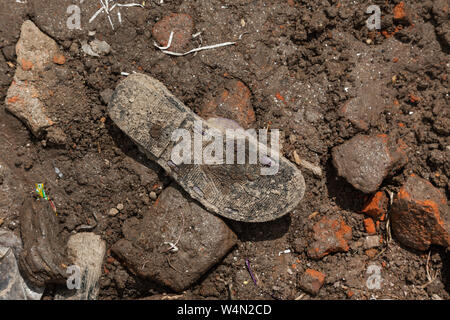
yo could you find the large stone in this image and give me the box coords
[0,231,44,300]
[5,20,63,137]
[55,233,106,300]
[390,175,450,251]
[19,198,69,287]
[332,134,408,194]
[15,20,60,73]
[112,185,237,292]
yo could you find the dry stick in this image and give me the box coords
[161,42,236,56]
[153,29,235,56]
[419,250,438,289]
[166,256,183,274]
[245,259,282,300]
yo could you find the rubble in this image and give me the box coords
[112,185,237,292]
[200,80,256,129]
[390,174,450,250]
[307,217,352,259]
[298,269,325,296]
[19,198,69,287]
[332,134,408,193]
[4,20,63,137]
[0,231,44,300]
[55,233,106,300]
[152,13,194,52]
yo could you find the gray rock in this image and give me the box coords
[100,88,114,105]
[0,231,44,300]
[81,42,99,57]
[332,134,408,193]
[55,233,106,300]
[89,39,111,56]
[112,185,237,292]
[364,235,382,249]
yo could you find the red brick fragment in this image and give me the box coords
[307,217,352,259]
[200,80,255,129]
[298,269,325,296]
[390,175,450,250]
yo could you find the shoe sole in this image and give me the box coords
[108,73,305,222]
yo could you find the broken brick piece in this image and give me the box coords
[361,191,388,220]
[53,54,66,65]
[307,217,352,259]
[393,2,411,25]
[390,175,450,251]
[298,269,325,296]
[365,248,378,259]
[200,80,255,129]
[152,13,194,52]
[364,217,377,235]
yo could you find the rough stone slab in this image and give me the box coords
[390,174,450,251]
[19,198,69,287]
[4,20,62,137]
[55,233,106,300]
[0,231,44,300]
[332,134,408,193]
[112,185,237,292]
[15,20,60,73]
[5,79,54,136]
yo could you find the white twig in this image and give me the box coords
[116,3,143,7]
[154,31,174,50]
[89,0,143,29]
[89,7,105,23]
[160,41,236,56]
[163,241,179,252]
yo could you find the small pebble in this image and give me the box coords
[149,191,157,200]
[364,235,382,249]
[116,203,124,211]
[108,208,119,216]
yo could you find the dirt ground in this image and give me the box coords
[0,0,449,300]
